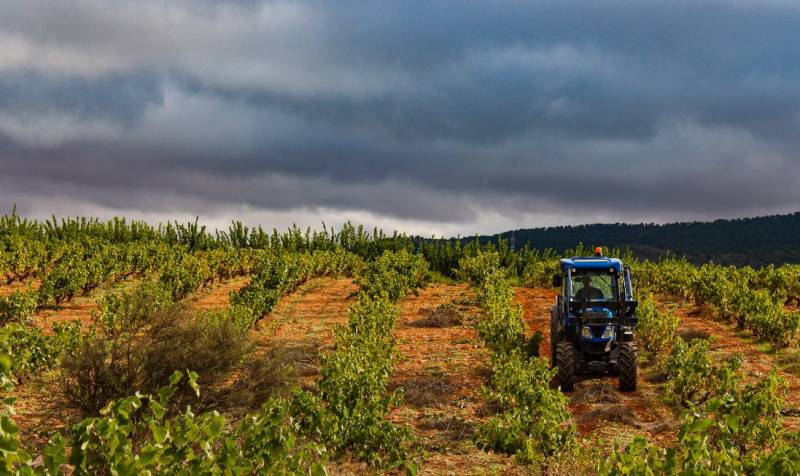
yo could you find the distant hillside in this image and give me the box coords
[487,212,800,266]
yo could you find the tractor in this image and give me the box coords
[550,247,638,391]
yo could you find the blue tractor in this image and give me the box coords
[550,247,638,391]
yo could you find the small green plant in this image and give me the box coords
[355,249,430,302]
[749,303,800,348]
[3,367,328,475]
[521,259,560,288]
[661,337,742,407]
[457,251,503,287]
[0,287,38,325]
[0,321,81,379]
[158,250,212,299]
[478,351,574,463]
[300,296,415,469]
[600,370,791,475]
[475,278,527,355]
[636,295,679,364]
[525,331,543,358]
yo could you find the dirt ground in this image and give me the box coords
[5,277,800,474]
[249,277,359,388]
[191,276,251,309]
[392,284,522,474]
[28,281,134,333]
[0,278,39,297]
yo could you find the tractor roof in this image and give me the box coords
[560,256,623,272]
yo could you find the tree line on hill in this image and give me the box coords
[475,212,800,267]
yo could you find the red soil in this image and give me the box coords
[11,275,800,472]
[0,278,40,297]
[191,276,251,310]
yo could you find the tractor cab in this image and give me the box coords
[550,247,638,391]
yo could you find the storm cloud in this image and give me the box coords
[1,0,799,235]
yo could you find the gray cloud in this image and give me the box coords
[1,0,799,235]
[0,72,163,125]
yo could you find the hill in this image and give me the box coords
[487,212,800,266]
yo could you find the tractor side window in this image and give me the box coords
[571,271,616,301]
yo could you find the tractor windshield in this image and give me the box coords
[570,270,617,302]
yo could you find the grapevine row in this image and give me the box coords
[1,248,430,474]
[459,250,574,465]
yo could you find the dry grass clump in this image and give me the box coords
[776,351,800,377]
[576,404,636,427]
[678,329,711,341]
[396,367,457,408]
[412,303,464,328]
[570,382,621,405]
[418,413,476,441]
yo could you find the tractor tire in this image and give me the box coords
[555,342,575,391]
[618,342,638,392]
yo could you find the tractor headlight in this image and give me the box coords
[581,326,592,338]
[602,325,615,339]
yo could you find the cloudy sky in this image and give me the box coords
[1,0,799,236]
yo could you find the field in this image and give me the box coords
[2,214,800,474]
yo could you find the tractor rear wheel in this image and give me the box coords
[618,342,637,391]
[555,342,575,391]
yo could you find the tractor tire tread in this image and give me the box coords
[555,342,575,392]
[618,342,637,392]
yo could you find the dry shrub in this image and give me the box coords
[60,284,251,416]
[224,345,320,410]
[144,309,251,393]
[412,303,464,328]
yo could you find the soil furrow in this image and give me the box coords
[391,284,522,475]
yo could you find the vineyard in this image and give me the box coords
[2,211,800,474]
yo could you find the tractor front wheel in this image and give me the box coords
[555,342,575,391]
[618,342,637,392]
